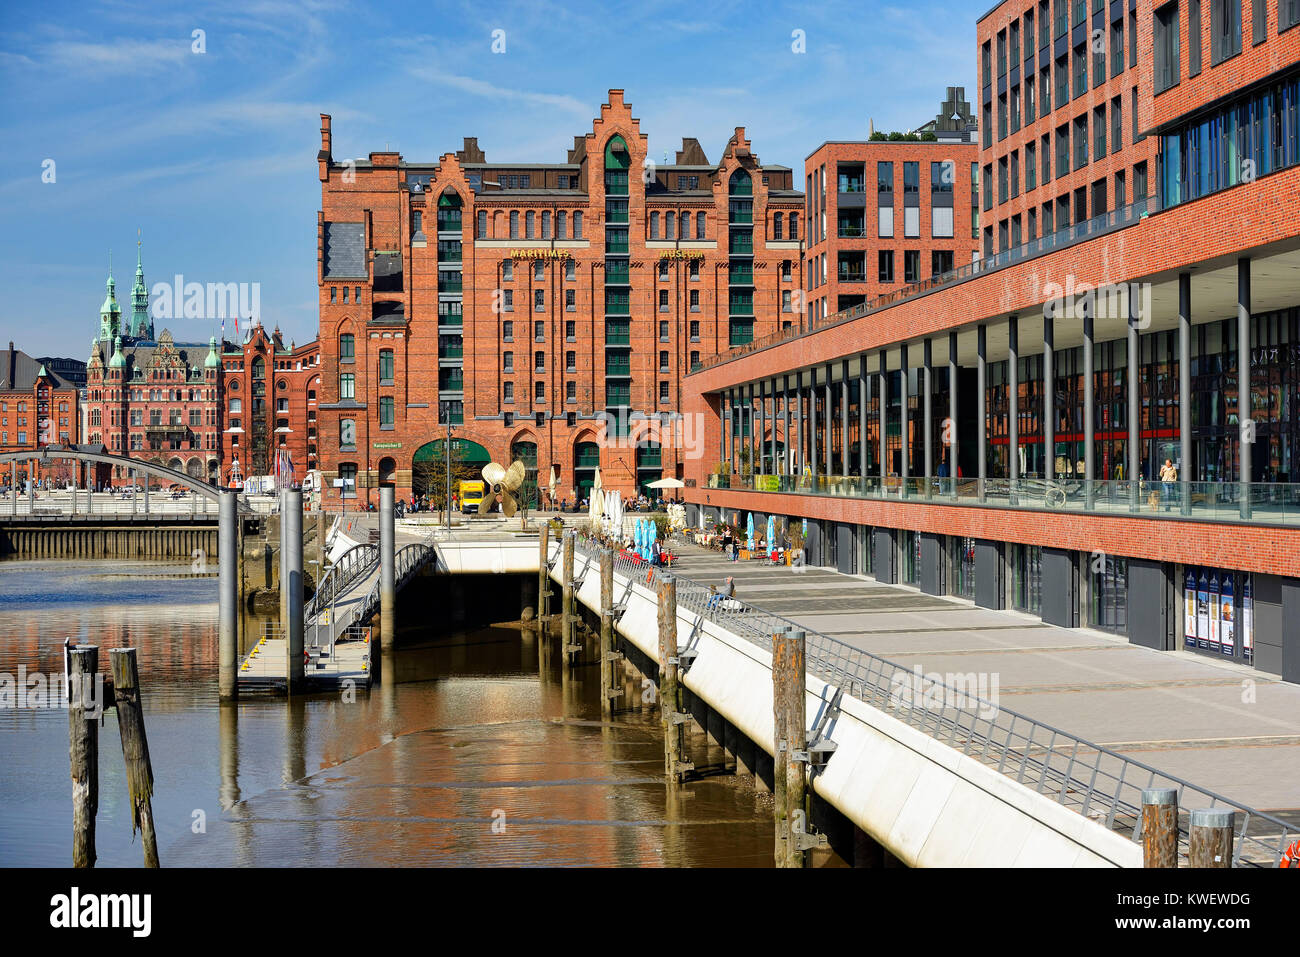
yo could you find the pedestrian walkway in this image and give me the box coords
[667,543,1300,814]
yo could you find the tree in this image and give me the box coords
[412,445,481,511]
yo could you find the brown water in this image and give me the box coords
[0,558,780,867]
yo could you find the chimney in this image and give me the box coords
[319,113,333,183]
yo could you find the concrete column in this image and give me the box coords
[285,488,304,692]
[1084,310,1095,509]
[1238,257,1252,521]
[809,368,818,479]
[899,344,909,491]
[923,339,933,496]
[858,355,869,480]
[1179,272,1192,515]
[978,325,987,502]
[218,490,238,700]
[1044,307,1055,482]
[725,390,733,473]
[878,349,888,488]
[948,332,959,498]
[764,377,774,475]
[1128,294,1140,511]
[783,375,792,476]
[840,358,849,479]
[380,485,395,654]
[1008,315,1019,485]
[823,363,832,477]
[793,373,802,475]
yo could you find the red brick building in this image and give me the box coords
[804,89,980,323]
[314,89,805,508]
[218,322,320,487]
[0,342,81,488]
[683,1,1300,679]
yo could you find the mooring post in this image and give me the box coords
[67,644,99,868]
[109,648,159,867]
[657,573,690,781]
[1141,787,1179,868]
[380,485,396,654]
[562,530,576,662]
[218,490,238,700]
[784,628,810,868]
[599,548,621,715]
[1188,808,1235,868]
[285,488,305,692]
[771,629,789,867]
[537,522,550,632]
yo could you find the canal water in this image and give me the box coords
[0,558,783,867]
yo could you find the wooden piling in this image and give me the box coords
[657,573,687,781]
[599,548,620,715]
[1189,808,1235,868]
[109,648,159,868]
[68,645,99,868]
[783,628,809,868]
[537,523,550,632]
[561,531,576,662]
[771,629,789,867]
[1141,787,1179,868]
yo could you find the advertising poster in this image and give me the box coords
[1243,576,1254,663]
[1208,572,1221,652]
[1197,571,1210,649]
[1184,568,1198,648]
[1220,573,1235,656]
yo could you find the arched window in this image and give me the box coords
[541,210,551,238]
[681,212,691,238]
[526,210,535,238]
[650,211,660,239]
[573,211,583,238]
[696,213,707,239]
[509,210,520,239]
[789,212,799,239]
[665,211,675,239]
[773,212,784,239]
[729,169,753,195]
[556,210,567,238]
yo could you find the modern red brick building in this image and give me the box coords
[218,322,320,488]
[314,89,804,508]
[804,89,980,324]
[683,1,1300,681]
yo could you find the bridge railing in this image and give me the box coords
[570,532,1298,867]
[306,542,379,624]
[1,489,223,517]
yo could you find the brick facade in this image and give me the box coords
[314,90,804,508]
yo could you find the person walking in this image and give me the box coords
[1159,458,1178,512]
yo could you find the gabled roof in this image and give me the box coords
[1,346,70,390]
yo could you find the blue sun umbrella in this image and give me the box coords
[767,515,776,554]
[746,512,755,551]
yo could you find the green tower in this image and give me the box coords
[98,255,121,343]
[129,234,153,340]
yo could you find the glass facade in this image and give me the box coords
[1160,68,1300,209]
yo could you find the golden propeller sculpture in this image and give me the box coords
[482,459,527,517]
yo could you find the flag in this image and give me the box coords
[234,315,240,339]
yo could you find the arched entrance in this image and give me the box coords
[573,440,600,503]
[510,439,539,509]
[411,437,491,500]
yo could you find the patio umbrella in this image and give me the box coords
[746,512,755,551]
[767,515,776,553]
[588,486,602,527]
[646,477,685,489]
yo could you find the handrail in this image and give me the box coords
[693,194,1161,375]
[568,531,1296,867]
[305,542,379,621]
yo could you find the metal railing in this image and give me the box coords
[694,194,1161,375]
[305,542,379,621]
[568,532,1297,867]
[709,474,1300,527]
[2,488,223,518]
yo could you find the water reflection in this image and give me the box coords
[0,559,780,867]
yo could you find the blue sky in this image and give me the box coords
[0,0,985,359]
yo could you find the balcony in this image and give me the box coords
[605,239,629,254]
[838,222,867,238]
[728,236,754,255]
[437,214,462,233]
[438,278,463,294]
[604,293,630,314]
[838,269,867,283]
[728,267,754,285]
[605,266,630,284]
[605,328,630,345]
[606,358,631,376]
[438,343,464,359]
